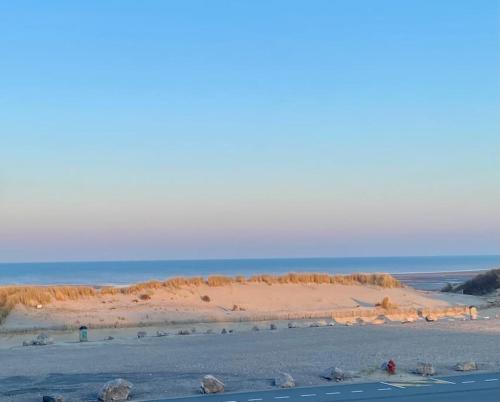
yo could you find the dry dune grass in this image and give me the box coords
[0,286,96,323]
[0,273,402,323]
[376,296,398,310]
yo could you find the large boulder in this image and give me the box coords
[24,333,54,346]
[274,372,295,388]
[309,320,327,327]
[200,375,224,394]
[454,361,477,371]
[414,362,435,376]
[43,395,64,402]
[321,367,354,381]
[98,379,133,401]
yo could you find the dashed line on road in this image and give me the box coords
[461,380,475,384]
[299,394,316,397]
[248,399,262,401]
[325,391,340,395]
[377,388,391,391]
[484,378,498,382]
[432,378,455,384]
[274,397,290,399]
[351,390,363,393]
[380,381,405,389]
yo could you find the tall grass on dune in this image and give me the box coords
[0,273,402,323]
[0,286,96,323]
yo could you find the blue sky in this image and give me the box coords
[1,1,499,262]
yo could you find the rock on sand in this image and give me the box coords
[43,395,64,402]
[414,362,435,376]
[200,375,225,394]
[23,333,54,346]
[274,372,295,388]
[321,367,354,382]
[98,379,133,401]
[454,361,477,371]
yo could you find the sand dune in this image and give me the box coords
[1,279,481,332]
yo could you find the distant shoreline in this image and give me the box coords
[0,269,488,291]
[0,269,487,290]
[0,255,498,288]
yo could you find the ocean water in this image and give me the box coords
[0,255,499,286]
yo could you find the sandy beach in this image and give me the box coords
[0,276,481,333]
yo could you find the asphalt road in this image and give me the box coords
[149,372,500,402]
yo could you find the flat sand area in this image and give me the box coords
[0,310,499,402]
[1,282,482,332]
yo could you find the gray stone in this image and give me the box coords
[156,330,168,337]
[414,362,435,376]
[321,367,349,381]
[425,315,437,322]
[274,372,295,388]
[309,320,328,327]
[221,328,227,334]
[98,378,133,401]
[26,333,54,346]
[287,322,298,328]
[42,395,64,402]
[252,325,260,331]
[200,375,224,394]
[137,331,147,338]
[454,361,477,371]
[270,323,277,330]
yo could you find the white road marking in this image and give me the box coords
[484,378,499,382]
[380,381,405,389]
[274,397,290,399]
[325,391,340,395]
[300,394,316,397]
[351,390,363,393]
[248,399,262,401]
[432,378,455,384]
[377,388,391,391]
[461,380,475,384]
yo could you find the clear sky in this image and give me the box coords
[1,1,499,263]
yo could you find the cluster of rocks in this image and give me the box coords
[23,333,54,346]
[40,357,480,401]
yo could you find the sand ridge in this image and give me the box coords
[2,282,482,332]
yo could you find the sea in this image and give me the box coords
[0,255,499,290]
